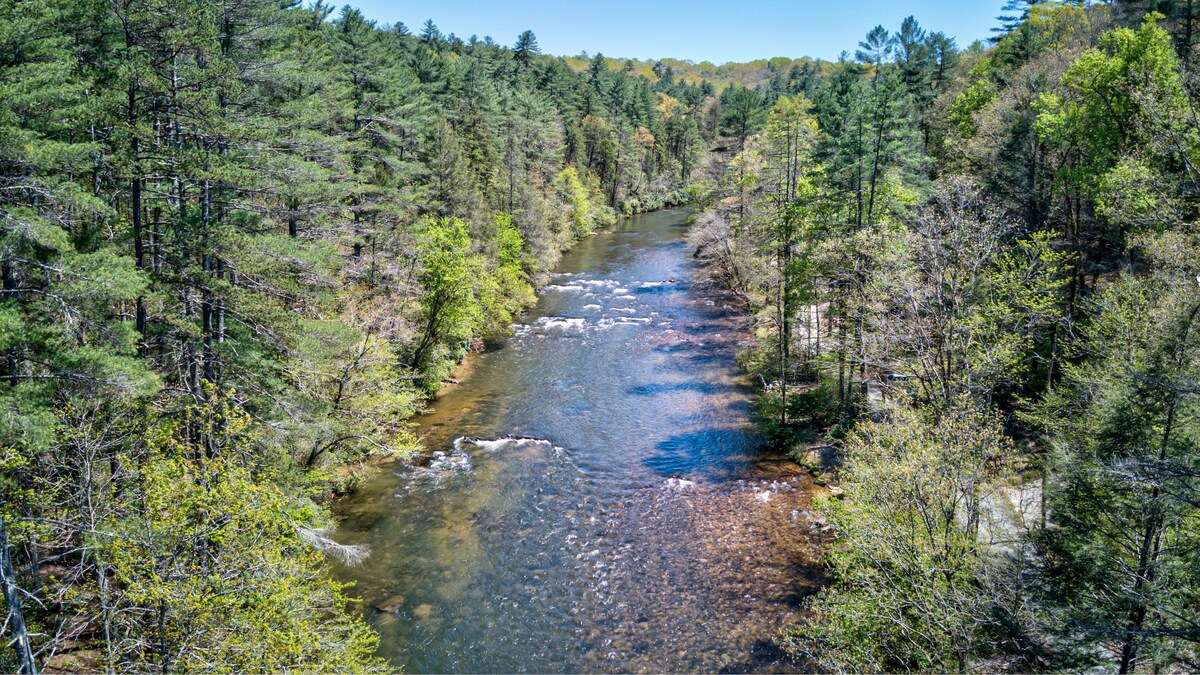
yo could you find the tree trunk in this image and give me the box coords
[1,261,15,380]
[0,517,37,674]
[131,91,146,354]
[201,180,215,385]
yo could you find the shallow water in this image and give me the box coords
[333,208,822,673]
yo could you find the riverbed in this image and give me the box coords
[332,208,824,673]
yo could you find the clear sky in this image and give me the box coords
[340,0,1006,64]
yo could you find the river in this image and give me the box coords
[333,207,824,673]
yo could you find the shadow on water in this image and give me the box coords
[333,208,821,673]
[625,381,737,397]
[644,429,758,479]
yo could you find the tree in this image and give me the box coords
[96,394,386,672]
[1036,14,1191,325]
[866,179,1069,408]
[663,109,704,181]
[421,18,444,51]
[994,0,1051,38]
[1033,272,1200,672]
[0,517,34,674]
[756,96,820,426]
[856,25,896,68]
[897,16,931,93]
[789,401,1015,673]
[719,84,767,151]
[0,0,692,667]
[405,218,484,384]
[514,29,539,66]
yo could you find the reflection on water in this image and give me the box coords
[333,208,822,673]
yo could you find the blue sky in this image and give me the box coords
[341,0,1006,64]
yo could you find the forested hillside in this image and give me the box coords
[690,0,1200,671]
[5,0,1200,672]
[562,54,831,95]
[0,1,707,670]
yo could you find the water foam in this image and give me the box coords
[513,316,587,335]
[597,317,653,329]
[403,449,473,485]
[454,436,562,454]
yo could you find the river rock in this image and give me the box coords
[413,603,435,620]
[372,595,407,613]
[799,444,841,470]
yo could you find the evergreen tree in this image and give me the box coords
[1034,272,1200,671]
[0,1,690,668]
[514,29,540,66]
[719,84,767,151]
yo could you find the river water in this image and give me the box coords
[333,208,824,673]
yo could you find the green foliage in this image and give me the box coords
[1030,272,1200,670]
[719,85,767,149]
[697,6,1200,671]
[514,29,540,66]
[97,395,385,672]
[9,0,1200,671]
[946,76,997,138]
[408,217,486,382]
[555,165,593,236]
[286,319,422,476]
[478,214,536,333]
[1036,15,1189,210]
[407,215,536,388]
[0,0,711,668]
[867,181,1070,408]
[756,379,843,449]
[789,402,1014,673]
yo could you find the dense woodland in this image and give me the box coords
[2,0,1200,672]
[690,0,1200,671]
[0,0,707,670]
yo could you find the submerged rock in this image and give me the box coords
[372,595,407,614]
[413,603,435,620]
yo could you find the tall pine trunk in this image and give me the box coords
[0,517,36,675]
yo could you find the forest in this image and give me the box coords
[1,0,1199,672]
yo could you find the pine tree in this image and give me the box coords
[514,29,540,66]
[993,0,1047,38]
[719,84,768,151]
[1034,273,1200,672]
